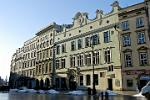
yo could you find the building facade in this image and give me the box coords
[118,1,150,91]
[35,22,61,89]
[54,1,122,90]
[10,1,150,91]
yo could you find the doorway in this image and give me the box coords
[69,75,77,90]
[108,78,113,90]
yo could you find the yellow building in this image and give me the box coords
[54,1,122,91]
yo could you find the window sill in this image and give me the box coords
[137,42,146,45]
[136,26,144,29]
[122,29,130,31]
[123,45,131,47]
[139,64,149,66]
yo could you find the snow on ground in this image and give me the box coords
[9,89,19,93]
[27,89,37,93]
[18,89,28,93]
[102,90,118,96]
[65,90,86,95]
[47,89,59,94]
[133,93,145,97]
[37,90,46,94]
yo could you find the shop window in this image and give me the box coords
[127,79,133,87]
[80,76,83,86]
[86,75,91,85]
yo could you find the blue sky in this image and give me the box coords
[0,0,143,79]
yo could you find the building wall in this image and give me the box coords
[54,2,122,90]
[35,23,61,88]
[119,2,150,90]
[22,36,37,78]
[10,1,150,91]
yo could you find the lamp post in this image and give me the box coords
[91,35,96,95]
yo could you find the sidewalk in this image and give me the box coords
[113,90,138,96]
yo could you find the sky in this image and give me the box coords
[0,0,144,79]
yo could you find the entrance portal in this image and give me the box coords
[69,75,77,90]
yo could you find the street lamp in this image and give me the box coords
[90,35,96,95]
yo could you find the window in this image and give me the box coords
[108,65,113,72]
[42,64,44,74]
[39,65,41,74]
[61,58,65,68]
[77,55,84,67]
[49,61,51,72]
[80,76,83,86]
[43,51,45,59]
[94,74,98,85]
[104,31,110,43]
[85,37,90,47]
[56,45,60,54]
[50,49,52,57]
[45,63,48,73]
[62,44,66,53]
[100,72,105,78]
[46,49,49,58]
[139,52,148,66]
[93,52,100,65]
[78,39,82,49]
[121,21,129,31]
[86,75,91,85]
[104,49,111,64]
[71,41,76,51]
[50,39,53,45]
[85,53,91,66]
[136,17,144,28]
[91,34,99,45]
[137,32,145,44]
[70,56,75,68]
[127,79,133,87]
[56,60,60,69]
[122,34,131,46]
[124,52,132,67]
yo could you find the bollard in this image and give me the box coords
[101,92,104,100]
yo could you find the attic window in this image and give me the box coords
[106,20,109,23]
[79,30,81,33]
[90,26,93,29]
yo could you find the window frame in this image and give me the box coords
[104,31,110,43]
[137,32,145,44]
[124,52,132,67]
[122,34,131,47]
[121,21,129,31]
[139,51,148,66]
[136,17,144,28]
